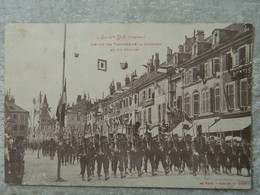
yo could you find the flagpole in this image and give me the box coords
[57,23,66,182]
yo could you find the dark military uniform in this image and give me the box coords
[142,133,156,175]
[180,135,193,172]
[192,127,206,176]
[169,135,182,174]
[79,138,95,181]
[95,136,110,180]
[154,135,170,175]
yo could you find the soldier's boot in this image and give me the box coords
[82,175,85,181]
[105,173,109,180]
[138,170,143,177]
[120,171,126,178]
[129,169,132,176]
[87,176,92,182]
[114,172,117,178]
[152,169,157,176]
[125,170,129,175]
[165,167,170,175]
[98,174,102,180]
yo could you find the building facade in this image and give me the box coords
[85,23,253,140]
[5,91,29,140]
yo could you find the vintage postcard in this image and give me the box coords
[4,23,253,189]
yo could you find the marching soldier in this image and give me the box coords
[79,136,95,181]
[192,125,206,176]
[169,134,182,174]
[142,132,156,176]
[95,134,110,180]
[180,134,193,173]
[154,132,170,175]
[132,133,144,177]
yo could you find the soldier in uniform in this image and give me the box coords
[132,133,144,177]
[110,133,126,178]
[79,136,95,181]
[142,132,156,176]
[49,138,55,160]
[154,132,170,175]
[95,134,110,180]
[206,136,218,173]
[192,125,206,176]
[180,134,193,173]
[169,134,182,174]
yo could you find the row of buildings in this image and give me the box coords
[81,23,253,140]
[5,90,29,140]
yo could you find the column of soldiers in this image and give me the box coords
[78,124,251,181]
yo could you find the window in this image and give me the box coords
[184,93,191,116]
[239,47,246,65]
[20,125,25,131]
[202,90,210,113]
[226,83,235,110]
[148,108,152,124]
[193,92,199,115]
[162,103,166,121]
[134,94,138,104]
[204,62,211,78]
[129,96,132,106]
[13,114,18,120]
[214,32,218,45]
[225,53,233,70]
[246,44,252,63]
[126,98,128,107]
[148,88,151,99]
[20,114,24,121]
[184,69,193,85]
[143,109,146,126]
[143,91,146,101]
[212,58,220,74]
[240,79,248,108]
[215,86,220,112]
[158,105,161,123]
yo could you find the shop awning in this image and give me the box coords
[172,117,220,137]
[209,116,251,133]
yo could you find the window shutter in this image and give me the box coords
[237,81,241,109]
[177,96,182,111]
[222,54,227,71]
[210,87,215,112]
[246,44,252,63]
[248,77,252,106]
[212,58,216,75]
[199,64,205,79]
[192,67,197,81]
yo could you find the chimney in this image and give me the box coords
[166,47,173,63]
[10,98,15,104]
[196,30,204,42]
[125,75,130,86]
[116,82,121,90]
[76,95,81,103]
[84,94,86,100]
[178,45,184,53]
[110,80,115,95]
[148,57,154,73]
[154,53,160,69]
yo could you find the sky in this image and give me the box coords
[5,23,229,116]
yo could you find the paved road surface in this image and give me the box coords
[22,150,251,189]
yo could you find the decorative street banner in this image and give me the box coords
[4,23,253,189]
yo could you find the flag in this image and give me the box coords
[56,80,67,127]
[153,81,160,90]
[97,59,107,72]
[184,112,193,124]
[120,62,128,70]
[183,124,190,130]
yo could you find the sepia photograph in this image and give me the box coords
[4,23,253,189]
